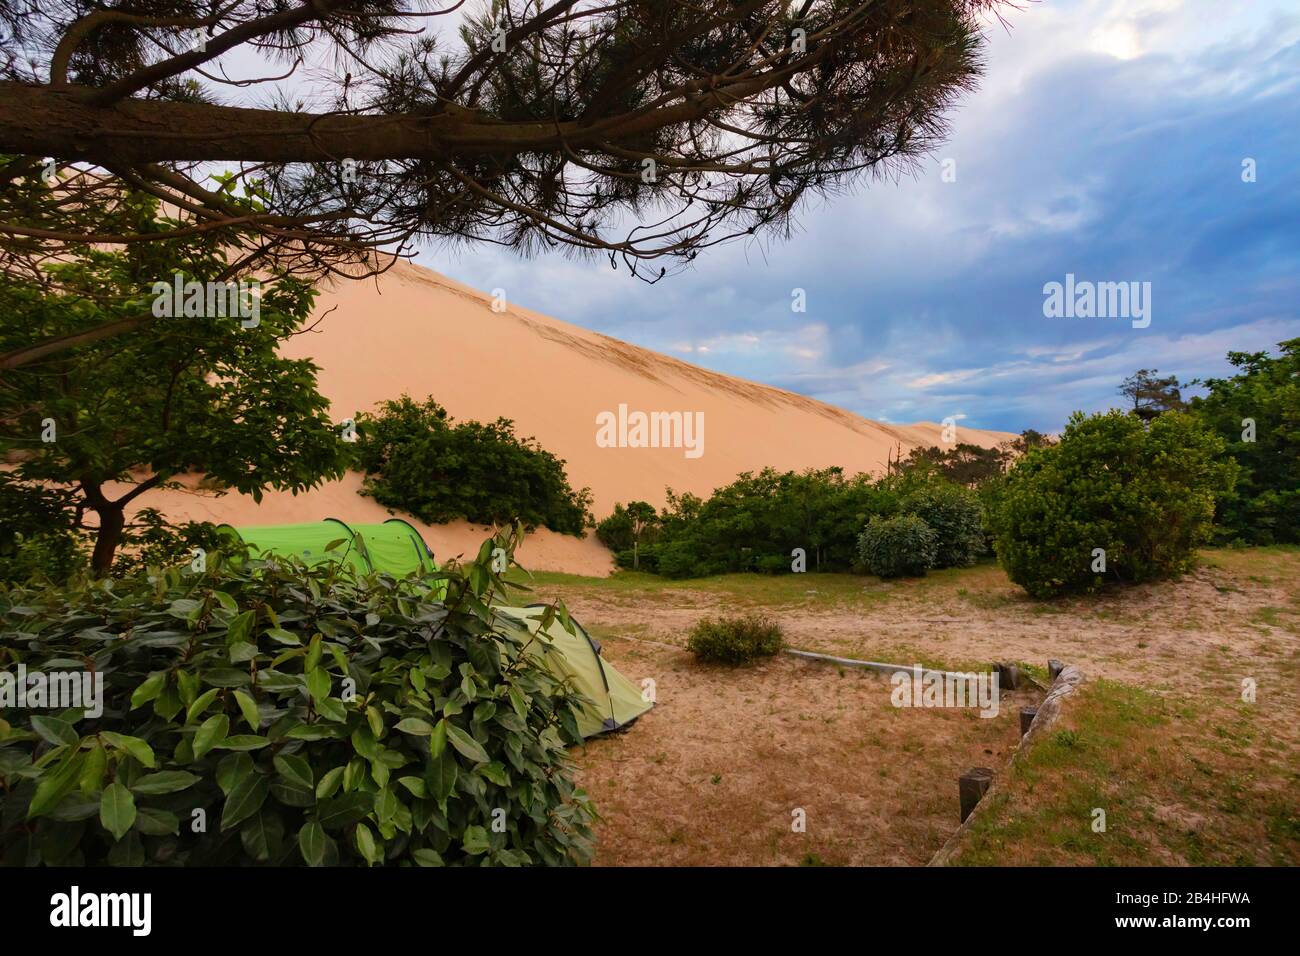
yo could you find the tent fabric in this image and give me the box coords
[494,605,653,738]
[353,520,434,577]
[217,519,434,577]
[217,520,373,572]
[217,521,651,739]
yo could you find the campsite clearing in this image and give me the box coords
[516,547,1300,866]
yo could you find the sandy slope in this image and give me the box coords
[139,261,1014,574]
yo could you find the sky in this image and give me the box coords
[421,0,1300,433]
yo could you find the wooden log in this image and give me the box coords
[958,767,995,823]
[1048,659,1064,681]
[1020,706,1038,735]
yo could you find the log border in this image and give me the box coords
[927,662,1086,866]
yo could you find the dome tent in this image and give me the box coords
[216,518,434,577]
[494,605,652,738]
[215,520,651,739]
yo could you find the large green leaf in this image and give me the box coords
[27,750,85,820]
[129,672,167,710]
[395,717,434,736]
[354,822,382,866]
[131,771,201,795]
[298,821,330,866]
[30,715,79,747]
[135,807,180,836]
[99,731,155,769]
[185,688,220,724]
[99,783,136,841]
[221,773,270,831]
[233,690,260,730]
[317,792,373,831]
[429,718,448,758]
[193,714,229,759]
[445,723,489,765]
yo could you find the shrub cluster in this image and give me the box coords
[0,539,596,866]
[686,614,783,665]
[605,468,903,578]
[986,410,1237,598]
[856,514,938,578]
[597,467,987,580]
[353,395,593,535]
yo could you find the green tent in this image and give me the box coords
[494,605,653,738]
[217,518,435,576]
[216,521,652,739]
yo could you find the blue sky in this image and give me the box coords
[422,0,1300,433]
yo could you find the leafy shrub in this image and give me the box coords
[899,483,985,568]
[354,395,593,535]
[624,469,890,578]
[602,468,998,580]
[856,514,938,578]
[987,410,1237,598]
[613,546,660,574]
[686,614,783,665]
[0,534,596,866]
[109,510,224,578]
[0,476,84,585]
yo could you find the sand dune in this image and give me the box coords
[139,261,1014,575]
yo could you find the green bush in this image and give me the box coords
[354,395,593,535]
[686,614,783,665]
[856,514,938,578]
[0,537,596,866]
[595,502,658,569]
[0,476,84,585]
[620,469,891,578]
[604,469,997,580]
[987,410,1237,598]
[899,483,985,568]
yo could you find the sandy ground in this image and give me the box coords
[536,549,1300,865]
[572,640,1040,866]
[134,260,1013,571]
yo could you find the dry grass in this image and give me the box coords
[523,546,1300,866]
[571,640,1039,866]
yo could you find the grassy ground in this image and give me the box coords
[513,547,1300,865]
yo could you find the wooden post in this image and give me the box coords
[959,767,994,823]
[995,662,1021,690]
[1019,706,1038,735]
[1048,659,1064,681]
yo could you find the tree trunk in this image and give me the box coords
[91,504,125,575]
[633,538,639,570]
